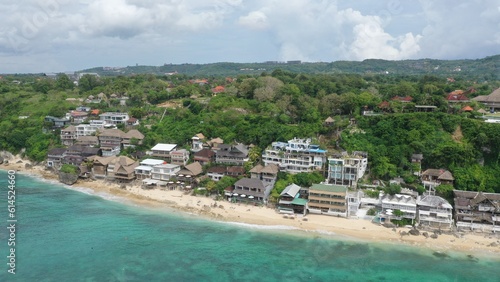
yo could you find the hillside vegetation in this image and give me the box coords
[1,64,500,196]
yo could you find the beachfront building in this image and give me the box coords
[61,145,101,166]
[421,169,454,190]
[379,193,417,224]
[47,148,67,168]
[99,112,130,125]
[151,163,180,181]
[278,184,307,215]
[176,162,203,186]
[327,151,368,187]
[249,163,279,186]
[215,143,249,165]
[454,190,500,233]
[262,138,327,174]
[151,143,177,161]
[88,156,114,178]
[347,191,362,217]
[416,195,453,230]
[308,183,348,217]
[106,156,139,182]
[232,178,273,204]
[98,128,125,157]
[134,159,165,180]
[170,149,190,166]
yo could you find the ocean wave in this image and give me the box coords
[224,221,301,231]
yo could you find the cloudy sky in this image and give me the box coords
[1,0,499,73]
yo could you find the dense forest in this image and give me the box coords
[1,62,500,198]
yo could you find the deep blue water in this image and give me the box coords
[0,171,498,281]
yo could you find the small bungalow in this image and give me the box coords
[421,169,454,189]
[177,162,203,184]
[278,184,307,215]
[323,116,334,126]
[126,117,139,126]
[446,90,470,103]
[191,133,206,152]
[211,85,225,95]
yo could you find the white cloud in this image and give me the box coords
[0,0,499,73]
[238,11,268,30]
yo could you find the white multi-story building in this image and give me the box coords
[262,138,327,174]
[99,112,130,125]
[417,194,453,230]
[135,159,165,180]
[327,151,368,187]
[151,164,180,181]
[379,193,417,224]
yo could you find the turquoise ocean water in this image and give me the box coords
[0,170,498,282]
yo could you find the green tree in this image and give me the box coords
[55,73,74,90]
[78,74,101,92]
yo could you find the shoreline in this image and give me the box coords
[4,160,500,259]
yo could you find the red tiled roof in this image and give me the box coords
[378,101,390,108]
[461,105,473,112]
[212,86,225,93]
[446,93,469,101]
[391,96,413,102]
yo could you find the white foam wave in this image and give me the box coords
[224,221,301,231]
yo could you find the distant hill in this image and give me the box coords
[78,55,500,79]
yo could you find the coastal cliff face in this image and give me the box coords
[59,172,79,185]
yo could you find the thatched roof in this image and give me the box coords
[472,88,500,103]
[123,129,144,140]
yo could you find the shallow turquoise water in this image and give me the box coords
[0,171,498,281]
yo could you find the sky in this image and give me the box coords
[0,0,499,73]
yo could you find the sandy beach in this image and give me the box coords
[3,158,500,257]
